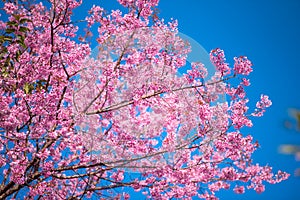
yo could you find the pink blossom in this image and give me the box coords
[0,20,6,30]
[210,48,231,75]
[233,185,245,194]
[0,0,288,199]
[252,95,272,116]
[255,184,265,193]
[4,3,18,14]
[233,56,253,75]
[111,170,124,182]
[241,78,250,86]
[257,94,272,108]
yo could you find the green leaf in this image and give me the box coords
[19,18,32,24]
[5,28,15,34]
[1,62,10,78]
[17,34,24,41]
[19,26,30,33]
[4,36,13,42]
[0,36,11,44]
[23,83,34,94]
[4,58,10,66]
[17,40,26,48]
[7,21,18,27]
[12,14,21,21]
[16,50,21,61]
[2,71,9,78]
[0,47,8,56]
[24,83,30,94]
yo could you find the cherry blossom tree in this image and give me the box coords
[0,0,289,199]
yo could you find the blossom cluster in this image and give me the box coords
[0,0,288,199]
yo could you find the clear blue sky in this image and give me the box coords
[77,0,300,199]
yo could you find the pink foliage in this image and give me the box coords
[233,56,253,75]
[0,0,288,199]
[210,48,230,75]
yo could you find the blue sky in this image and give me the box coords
[73,0,300,199]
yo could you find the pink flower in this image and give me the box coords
[123,192,130,200]
[210,48,230,75]
[255,184,265,193]
[233,185,245,194]
[241,78,250,86]
[252,95,272,116]
[256,95,272,108]
[118,0,135,7]
[4,3,18,14]
[0,20,6,30]
[111,170,124,182]
[233,56,253,75]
